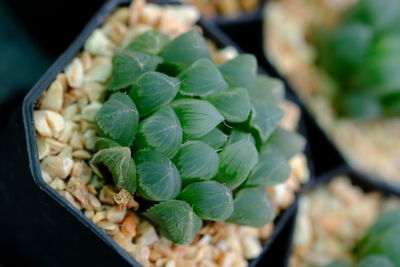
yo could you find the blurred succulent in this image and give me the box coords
[91,29,305,244]
[317,0,400,119]
[326,208,400,267]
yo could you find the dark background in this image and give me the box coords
[0,1,134,266]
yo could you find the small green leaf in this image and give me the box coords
[178,181,233,221]
[252,74,285,103]
[226,129,255,146]
[108,50,162,91]
[94,137,121,151]
[207,88,251,123]
[214,140,258,189]
[125,30,170,55]
[91,147,136,194]
[95,93,139,146]
[145,199,202,244]
[250,100,283,142]
[135,150,181,201]
[128,71,179,117]
[219,54,257,92]
[266,127,306,160]
[171,99,224,139]
[173,141,219,184]
[161,30,211,72]
[135,106,182,158]
[196,128,228,149]
[357,256,395,267]
[178,58,228,96]
[227,187,274,227]
[246,146,291,187]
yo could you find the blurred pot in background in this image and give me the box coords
[182,0,265,26]
[291,173,400,267]
[264,0,400,187]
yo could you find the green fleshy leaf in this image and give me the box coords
[178,181,233,221]
[355,209,400,258]
[161,30,211,72]
[206,88,251,123]
[135,150,181,201]
[227,187,274,227]
[178,58,228,96]
[226,129,256,146]
[352,53,400,98]
[381,92,400,116]
[339,92,381,119]
[250,100,284,142]
[128,71,179,117]
[253,74,285,103]
[219,54,257,92]
[125,30,170,55]
[135,106,182,158]
[246,146,291,187]
[173,141,219,184]
[214,140,258,189]
[358,226,400,265]
[322,23,373,80]
[108,50,162,91]
[357,256,395,267]
[91,147,136,194]
[171,99,224,139]
[94,137,121,151]
[145,199,202,244]
[196,128,228,149]
[266,127,306,160]
[347,0,400,32]
[95,93,139,146]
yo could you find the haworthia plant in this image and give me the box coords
[128,71,179,117]
[227,187,275,227]
[135,105,182,158]
[326,209,400,267]
[214,140,258,189]
[90,147,136,194]
[145,199,202,244]
[135,149,181,201]
[178,181,233,221]
[91,28,305,244]
[219,54,257,92]
[95,93,139,146]
[107,50,162,91]
[178,58,228,96]
[206,87,252,123]
[161,30,211,73]
[196,128,228,149]
[317,0,400,118]
[125,30,170,55]
[226,129,256,146]
[171,99,224,139]
[173,141,219,184]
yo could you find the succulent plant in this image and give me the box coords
[91,29,305,244]
[327,208,400,267]
[317,0,400,119]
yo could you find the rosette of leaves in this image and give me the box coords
[317,0,400,119]
[91,28,305,244]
